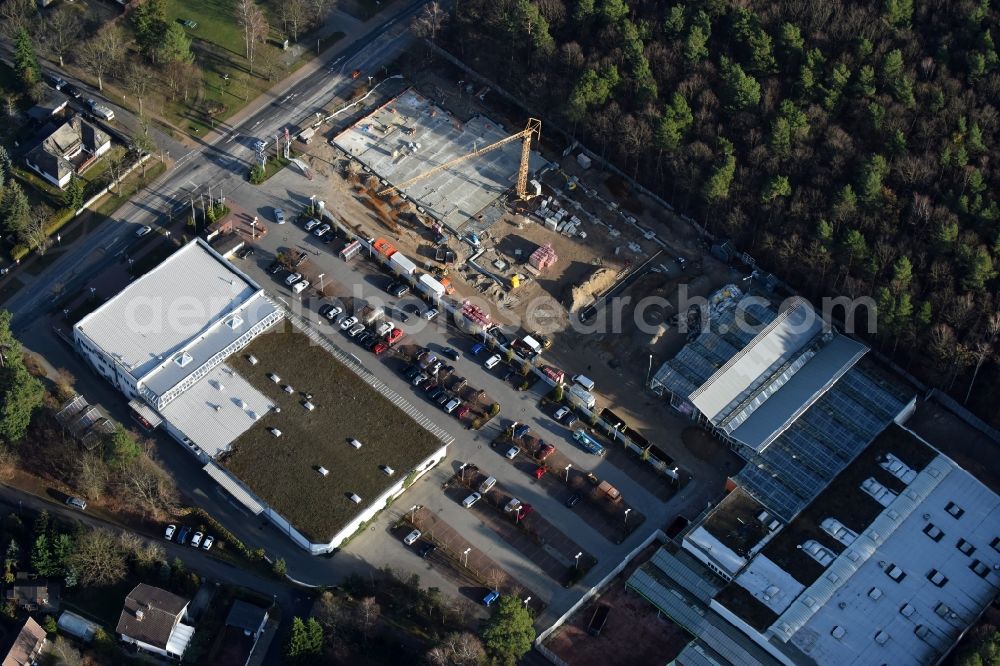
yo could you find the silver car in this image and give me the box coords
[274,208,286,224]
[313,223,331,237]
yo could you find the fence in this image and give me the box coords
[533,530,666,661]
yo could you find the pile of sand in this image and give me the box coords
[568,267,618,312]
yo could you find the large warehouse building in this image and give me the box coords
[74,239,449,553]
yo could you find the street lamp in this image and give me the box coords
[317,273,325,292]
[523,596,531,608]
[624,508,632,528]
[251,216,258,240]
[462,547,471,567]
[516,505,524,524]
[646,354,654,387]
[309,195,316,215]
[565,464,572,483]
[574,552,582,569]
[410,504,418,523]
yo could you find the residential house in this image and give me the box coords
[25,116,111,189]
[115,584,194,660]
[217,601,270,666]
[1,617,46,666]
[26,88,68,123]
[5,573,60,613]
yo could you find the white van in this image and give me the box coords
[484,354,502,370]
[291,279,310,294]
[572,374,595,391]
[479,476,497,494]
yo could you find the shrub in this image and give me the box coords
[488,403,501,417]
[550,384,564,402]
[249,165,266,184]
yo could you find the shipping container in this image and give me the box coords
[340,240,362,261]
[567,384,596,409]
[389,252,417,276]
[418,274,446,298]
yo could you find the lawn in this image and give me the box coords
[221,320,445,543]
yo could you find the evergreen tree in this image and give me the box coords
[1,181,30,238]
[685,25,709,62]
[719,57,761,111]
[664,5,686,36]
[159,23,194,64]
[0,311,45,445]
[656,93,693,153]
[64,176,85,212]
[13,30,40,90]
[132,0,168,61]
[481,596,535,666]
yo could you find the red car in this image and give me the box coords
[456,405,470,419]
[385,328,404,345]
[516,503,533,519]
[372,342,388,355]
[533,466,547,479]
[535,442,555,461]
[351,69,361,79]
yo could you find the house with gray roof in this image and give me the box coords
[116,584,194,660]
[25,115,111,189]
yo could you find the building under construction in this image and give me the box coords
[333,88,547,233]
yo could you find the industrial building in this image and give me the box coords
[661,423,1000,666]
[73,239,449,554]
[650,285,915,521]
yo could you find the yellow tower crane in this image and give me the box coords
[378,118,542,200]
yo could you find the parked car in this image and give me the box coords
[376,321,394,337]
[565,494,582,508]
[501,368,516,382]
[293,251,309,268]
[340,316,359,330]
[505,446,520,460]
[423,381,439,394]
[47,74,67,90]
[536,443,555,460]
[177,526,191,545]
[516,504,534,519]
[471,343,486,356]
[564,413,579,427]
[385,328,404,345]
[423,308,439,320]
[357,332,375,347]
[291,279,310,294]
[435,392,451,406]
[190,532,203,548]
[483,591,500,607]
[348,324,365,337]
[135,225,152,238]
[201,535,214,550]
[164,524,176,540]
[389,282,410,297]
[554,406,570,421]
[304,219,320,231]
[403,529,421,545]
[428,387,446,401]
[456,405,470,419]
[319,304,342,319]
[484,354,502,370]
[462,492,482,508]
[533,466,548,479]
[236,246,255,259]
[313,224,331,237]
[442,347,460,361]
[372,342,388,355]
[285,272,303,286]
[267,261,282,275]
[444,398,461,413]
[418,542,437,559]
[86,98,115,121]
[413,373,429,387]
[63,83,82,99]
[65,497,87,511]
[504,498,521,513]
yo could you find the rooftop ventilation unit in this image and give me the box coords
[381,465,395,476]
[317,466,329,477]
[269,428,282,437]
[303,401,315,411]
[247,355,258,365]
[349,439,363,449]
[349,493,362,504]
[283,385,294,394]
[268,373,280,383]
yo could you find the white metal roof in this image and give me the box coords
[165,622,195,657]
[767,448,1000,666]
[75,239,265,383]
[690,298,823,422]
[158,364,273,459]
[687,525,750,576]
[729,334,868,452]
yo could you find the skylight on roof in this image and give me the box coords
[174,352,193,368]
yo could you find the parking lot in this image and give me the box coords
[214,163,716,619]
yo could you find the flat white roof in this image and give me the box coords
[687,525,750,575]
[771,447,1000,666]
[158,364,273,459]
[734,555,805,616]
[690,298,824,422]
[75,239,266,383]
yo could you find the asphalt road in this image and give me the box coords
[3,0,424,333]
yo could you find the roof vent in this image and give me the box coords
[349,439,362,449]
[381,465,395,476]
[303,401,315,411]
[317,466,329,477]
[269,428,282,437]
[213,405,221,412]
[349,493,362,504]
[283,385,294,394]
[268,373,281,383]
[135,609,145,621]
[247,355,258,365]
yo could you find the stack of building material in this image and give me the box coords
[528,243,558,271]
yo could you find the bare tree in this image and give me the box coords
[68,529,127,586]
[0,0,35,40]
[282,0,309,41]
[309,0,333,28]
[49,636,85,666]
[964,312,1000,404]
[79,27,126,92]
[235,0,269,75]
[107,152,127,195]
[130,121,157,177]
[412,2,448,41]
[163,60,197,102]
[21,209,50,255]
[426,646,450,666]
[123,62,153,117]
[485,567,507,592]
[444,632,486,666]
[114,456,178,518]
[76,452,108,500]
[354,596,381,642]
[46,7,81,68]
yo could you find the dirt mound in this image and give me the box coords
[568,267,618,312]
